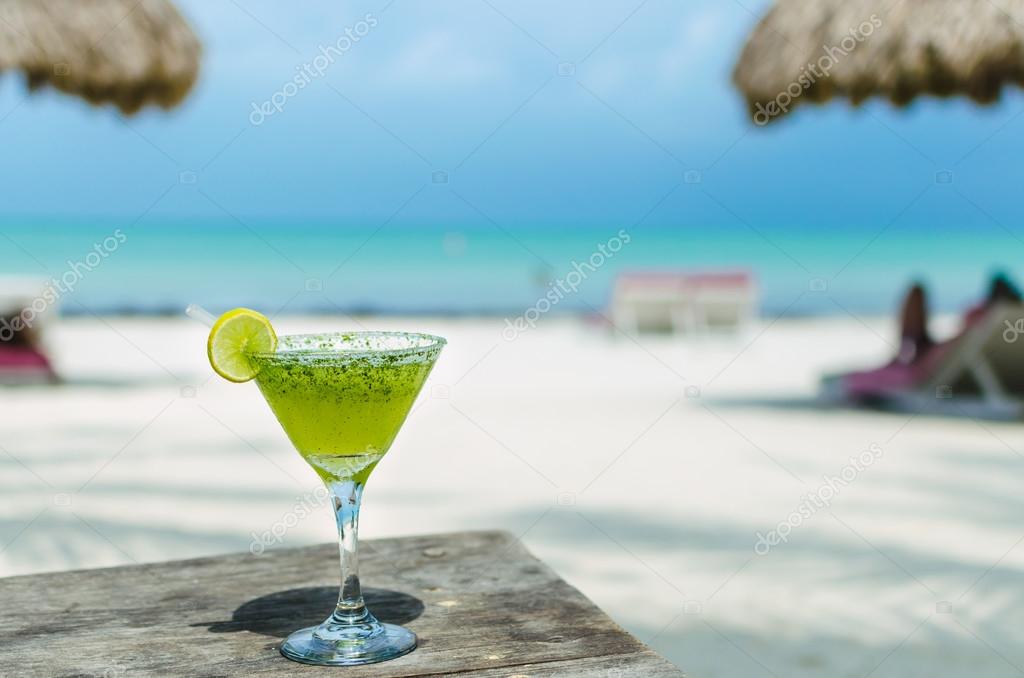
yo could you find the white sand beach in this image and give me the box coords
[2,313,1022,677]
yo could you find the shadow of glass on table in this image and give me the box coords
[199,587,425,638]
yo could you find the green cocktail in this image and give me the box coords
[252,334,436,485]
[206,312,444,667]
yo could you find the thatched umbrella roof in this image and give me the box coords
[0,0,201,115]
[734,0,1024,125]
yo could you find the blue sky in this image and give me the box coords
[0,0,1021,231]
[1,1,1023,315]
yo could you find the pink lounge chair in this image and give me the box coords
[822,302,1024,419]
[0,343,57,384]
[0,276,60,384]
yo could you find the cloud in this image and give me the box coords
[574,3,732,95]
[376,30,501,89]
[656,5,730,86]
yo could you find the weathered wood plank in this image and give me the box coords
[0,530,682,677]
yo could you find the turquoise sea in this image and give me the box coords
[0,221,1019,317]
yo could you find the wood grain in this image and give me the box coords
[0,530,683,677]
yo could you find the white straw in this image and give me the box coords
[185,304,216,328]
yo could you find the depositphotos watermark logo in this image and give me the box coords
[0,230,127,342]
[753,15,882,126]
[1003,318,1024,343]
[753,443,883,555]
[249,486,330,555]
[502,228,631,341]
[249,13,378,126]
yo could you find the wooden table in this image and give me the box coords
[0,530,682,676]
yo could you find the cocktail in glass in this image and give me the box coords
[249,331,445,666]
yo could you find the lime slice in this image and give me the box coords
[207,308,277,383]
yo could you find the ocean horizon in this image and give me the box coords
[0,220,1018,318]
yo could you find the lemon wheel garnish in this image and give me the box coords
[207,308,277,383]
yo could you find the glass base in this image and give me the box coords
[280,614,417,666]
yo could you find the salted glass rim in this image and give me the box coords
[250,330,446,362]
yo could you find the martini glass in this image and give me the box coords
[250,331,445,666]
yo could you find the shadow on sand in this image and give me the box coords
[2,375,183,389]
[704,392,1023,423]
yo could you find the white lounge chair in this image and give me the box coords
[610,270,757,335]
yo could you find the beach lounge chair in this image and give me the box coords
[0,276,58,384]
[822,302,1024,419]
[610,270,757,334]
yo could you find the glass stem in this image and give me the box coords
[328,479,370,624]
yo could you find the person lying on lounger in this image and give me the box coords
[824,273,1024,414]
[896,274,1020,366]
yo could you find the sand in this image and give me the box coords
[1,313,1021,677]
